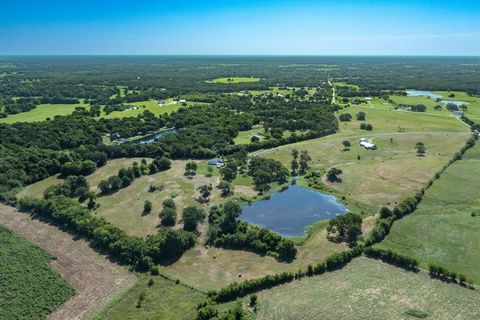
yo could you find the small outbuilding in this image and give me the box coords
[359,138,377,150]
[158,99,166,106]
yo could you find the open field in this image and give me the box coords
[100,99,195,119]
[334,81,360,90]
[376,142,480,284]
[94,159,258,237]
[0,225,74,320]
[234,127,266,144]
[0,102,88,124]
[389,94,440,109]
[208,77,261,83]
[0,204,137,320]
[256,106,470,209]
[256,257,480,320]
[164,227,347,291]
[18,158,258,237]
[96,275,205,320]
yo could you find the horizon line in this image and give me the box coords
[1,54,479,58]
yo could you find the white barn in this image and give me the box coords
[360,138,377,150]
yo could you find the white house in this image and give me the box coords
[179,99,186,103]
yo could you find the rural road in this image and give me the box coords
[0,204,137,320]
[328,79,336,104]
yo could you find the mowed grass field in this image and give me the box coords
[376,142,480,284]
[256,257,480,320]
[163,227,347,291]
[96,275,205,320]
[208,76,261,83]
[256,106,470,208]
[0,225,74,320]
[0,102,89,123]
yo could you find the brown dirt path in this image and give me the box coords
[0,204,137,320]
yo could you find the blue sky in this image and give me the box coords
[1,0,479,55]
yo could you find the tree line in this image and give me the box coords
[18,196,195,271]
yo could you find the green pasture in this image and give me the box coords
[376,142,480,284]
[100,99,198,119]
[96,275,205,320]
[256,257,480,320]
[0,102,89,124]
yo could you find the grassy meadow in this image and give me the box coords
[19,158,258,237]
[376,142,480,284]
[100,99,195,119]
[96,275,205,320]
[0,225,75,320]
[255,257,480,320]
[163,227,347,291]
[0,102,88,123]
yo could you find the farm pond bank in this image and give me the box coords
[241,184,347,237]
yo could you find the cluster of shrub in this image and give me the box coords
[248,157,289,192]
[428,264,473,287]
[395,104,426,112]
[338,111,366,122]
[43,175,94,204]
[19,196,195,270]
[461,115,480,132]
[60,160,98,177]
[326,167,343,183]
[365,196,423,246]
[208,246,363,303]
[196,300,249,320]
[327,212,362,246]
[104,104,128,115]
[364,247,418,271]
[0,97,38,116]
[207,202,297,261]
[98,158,170,194]
[159,199,177,226]
[360,123,373,130]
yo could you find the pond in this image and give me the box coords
[440,100,468,107]
[240,184,347,237]
[137,128,177,145]
[405,90,443,99]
